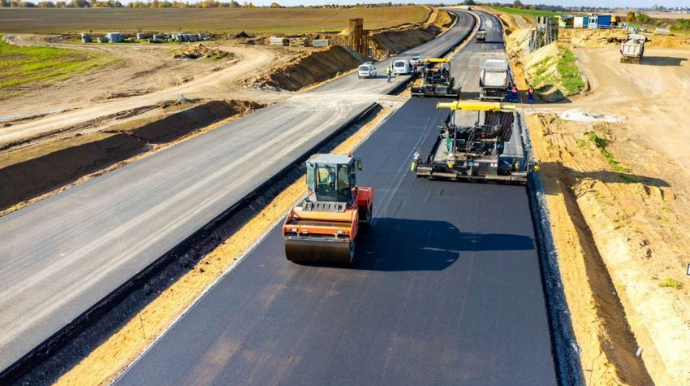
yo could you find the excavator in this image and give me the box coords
[411,100,538,184]
[410,58,460,98]
[283,154,374,264]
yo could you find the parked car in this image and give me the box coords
[392,59,412,75]
[358,62,377,79]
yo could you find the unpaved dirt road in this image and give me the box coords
[529,47,690,386]
[0,36,292,148]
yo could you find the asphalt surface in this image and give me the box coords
[115,11,558,386]
[0,11,475,375]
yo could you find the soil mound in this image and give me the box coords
[252,46,365,91]
[0,100,263,211]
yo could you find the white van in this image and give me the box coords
[358,62,377,79]
[392,59,411,75]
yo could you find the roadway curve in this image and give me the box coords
[114,11,558,386]
[0,11,476,377]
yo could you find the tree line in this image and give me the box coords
[0,0,403,7]
[0,0,263,7]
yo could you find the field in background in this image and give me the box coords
[0,6,430,34]
[0,38,116,92]
[490,6,559,19]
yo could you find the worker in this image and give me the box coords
[527,85,535,104]
[510,84,518,102]
[387,66,393,83]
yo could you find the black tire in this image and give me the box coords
[348,240,356,264]
[359,204,372,228]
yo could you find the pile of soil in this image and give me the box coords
[250,46,365,91]
[0,100,263,211]
[560,28,690,49]
[173,44,231,60]
[110,100,262,143]
[369,25,441,56]
[0,134,143,210]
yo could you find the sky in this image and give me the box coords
[236,1,689,9]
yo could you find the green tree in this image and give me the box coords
[512,0,523,9]
[269,1,280,7]
[626,11,636,22]
[636,12,651,23]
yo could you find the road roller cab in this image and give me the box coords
[283,154,373,264]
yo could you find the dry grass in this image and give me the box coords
[0,6,430,34]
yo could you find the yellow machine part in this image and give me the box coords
[423,58,452,64]
[436,100,517,112]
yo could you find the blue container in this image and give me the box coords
[588,15,598,29]
[598,15,612,28]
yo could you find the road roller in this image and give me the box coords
[282,154,373,264]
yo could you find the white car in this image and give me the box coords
[392,59,411,75]
[358,63,377,79]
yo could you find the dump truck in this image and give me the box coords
[411,58,460,98]
[476,29,487,42]
[620,34,646,63]
[479,59,511,101]
[283,154,373,264]
[411,100,538,184]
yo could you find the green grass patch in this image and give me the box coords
[586,132,630,174]
[556,46,585,95]
[491,6,560,19]
[658,277,682,290]
[0,37,117,91]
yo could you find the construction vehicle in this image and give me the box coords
[476,29,487,42]
[411,58,460,98]
[411,100,537,184]
[620,34,646,63]
[479,59,511,101]
[283,154,373,264]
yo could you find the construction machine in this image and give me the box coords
[479,59,511,101]
[620,34,646,63]
[411,58,460,98]
[283,154,374,264]
[411,100,538,184]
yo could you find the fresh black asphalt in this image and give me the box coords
[115,12,558,384]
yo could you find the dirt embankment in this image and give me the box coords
[369,9,454,56]
[501,11,690,386]
[560,28,690,49]
[249,9,454,91]
[251,45,366,91]
[0,100,262,212]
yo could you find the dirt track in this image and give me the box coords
[0,37,291,149]
[526,47,690,386]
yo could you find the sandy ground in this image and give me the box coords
[0,35,297,149]
[518,43,690,384]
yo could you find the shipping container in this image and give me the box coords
[574,16,586,28]
[588,15,599,29]
[598,15,612,28]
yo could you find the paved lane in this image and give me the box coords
[0,11,475,375]
[115,12,558,386]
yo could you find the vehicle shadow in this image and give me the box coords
[640,56,687,66]
[351,217,535,271]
